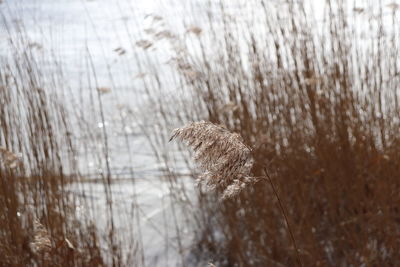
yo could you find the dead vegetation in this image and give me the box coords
[1,0,400,266]
[145,1,400,266]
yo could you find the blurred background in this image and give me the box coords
[1,0,399,266]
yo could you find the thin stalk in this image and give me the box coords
[263,167,303,267]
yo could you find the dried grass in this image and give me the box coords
[170,121,255,199]
[145,0,400,265]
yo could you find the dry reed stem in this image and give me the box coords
[170,121,255,199]
[264,168,303,267]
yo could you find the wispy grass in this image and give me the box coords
[170,121,254,199]
[0,14,141,266]
[1,0,400,266]
[143,0,400,266]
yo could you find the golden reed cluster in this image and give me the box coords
[30,220,52,259]
[170,121,255,199]
[0,147,22,169]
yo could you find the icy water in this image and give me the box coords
[1,0,398,265]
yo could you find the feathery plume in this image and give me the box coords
[30,219,52,257]
[170,121,254,199]
[0,147,22,169]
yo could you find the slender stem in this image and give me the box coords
[263,168,303,267]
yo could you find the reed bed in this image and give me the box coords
[1,0,400,266]
[0,19,142,266]
[142,0,400,266]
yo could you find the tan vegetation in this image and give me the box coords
[145,1,400,266]
[1,0,400,266]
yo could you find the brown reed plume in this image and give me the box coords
[0,147,22,169]
[30,220,52,260]
[169,121,254,199]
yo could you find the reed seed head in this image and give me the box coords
[0,147,22,169]
[30,219,52,256]
[170,121,255,199]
